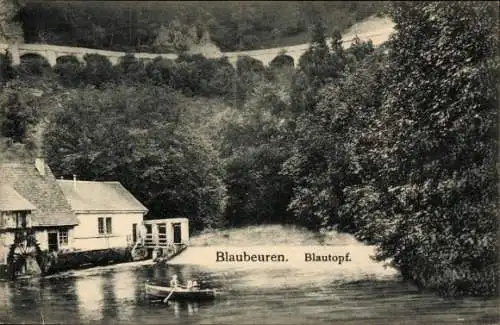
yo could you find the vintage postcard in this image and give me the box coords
[0,1,498,324]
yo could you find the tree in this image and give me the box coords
[0,0,24,43]
[17,54,52,77]
[345,36,375,71]
[219,80,294,227]
[284,22,368,231]
[351,2,498,296]
[0,51,15,85]
[116,54,147,85]
[0,90,39,143]
[283,49,387,231]
[234,55,267,107]
[44,84,225,233]
[153,19,203,53]
[81,54,117,88]
[53,55,84,88]
[291,20,346,114]
[175,54,235,97]
[145,57,181,88]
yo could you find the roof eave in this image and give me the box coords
[73,209,148,214]
[32,223,79,228]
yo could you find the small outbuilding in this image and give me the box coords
[142,218,189,248]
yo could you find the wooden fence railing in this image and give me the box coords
[143,233,168,247]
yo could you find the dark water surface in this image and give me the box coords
[0,260,498,325]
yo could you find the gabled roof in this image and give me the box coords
[0,162,79,227]
[57,180,148,214]
[0,185,37,211]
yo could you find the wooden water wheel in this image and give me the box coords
[7,230,41,278]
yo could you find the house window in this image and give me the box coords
[98,217,112,234]
[106,217,112,234]
[48,232,59,252]
[59,230,69,246]
[98,217,105,234]
[15,211,28,228]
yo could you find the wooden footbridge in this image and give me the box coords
[130,218,189,261]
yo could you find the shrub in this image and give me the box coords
[17,54,52,77]
[116,54,147,84]
[269,54,294,69]
[145,57,182,88]
[81,53,117,88]
[0,51,15,85]
[176,54,235,97]
[53,55,83,87]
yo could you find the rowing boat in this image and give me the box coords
[145,282,217,301]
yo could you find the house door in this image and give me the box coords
[132,223,137,243]
[144,224,153,246]
[158,224,167,246]
[48,232,58,252]
[172,223,181,244]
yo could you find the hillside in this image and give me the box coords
[19,1,387,52]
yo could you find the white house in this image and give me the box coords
[57,179,148,251]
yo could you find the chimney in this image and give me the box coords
[35,158,45,176]
[73,174,77,190]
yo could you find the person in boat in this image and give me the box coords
[170,275,180,288]
[186,280,199,291]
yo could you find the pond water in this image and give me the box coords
[0,246,498,325]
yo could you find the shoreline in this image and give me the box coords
[1,225,378,281]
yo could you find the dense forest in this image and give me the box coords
[0,1,498,297]
[16,1,384,52]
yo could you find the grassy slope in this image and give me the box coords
[189,224,363,247]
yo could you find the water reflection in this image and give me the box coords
[112,267,138,301]
[0,281,14,322]
[76,273,104,321]
[43,276,80,323]
[0,259,498,325]
[112,268,137,321]
[152,263,168,282]
[101,272,118,321]
[167,301,200,317]
[11,280,42,322]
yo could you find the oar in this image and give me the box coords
[163,287,176,304]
